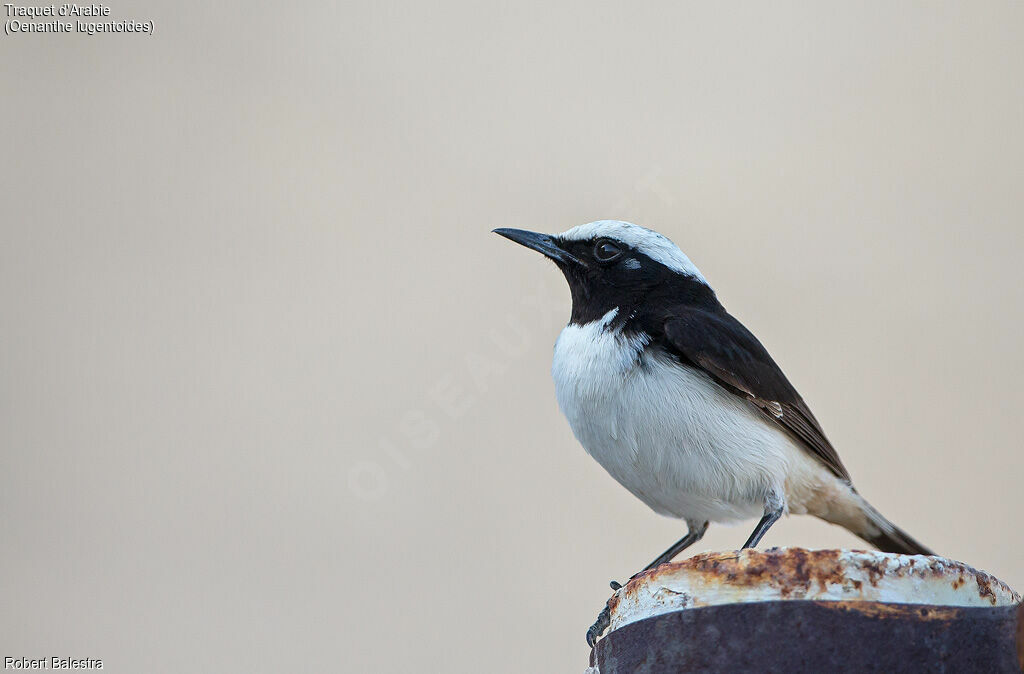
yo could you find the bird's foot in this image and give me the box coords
[586,604,611,648]
[585,580,624,648]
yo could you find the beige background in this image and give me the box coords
[3,2,1023,672]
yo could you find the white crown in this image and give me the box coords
[559,220,707,284]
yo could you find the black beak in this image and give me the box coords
[492,228,583,266]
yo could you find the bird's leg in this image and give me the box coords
[742,502,784,549]
[642,519,709,572]
[587,520,709,647]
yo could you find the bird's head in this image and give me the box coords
[494,220,714,325]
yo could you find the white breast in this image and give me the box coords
[551,309,802,524]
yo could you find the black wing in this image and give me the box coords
[662,307,851,482]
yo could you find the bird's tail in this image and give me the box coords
[847,493,937,553]
[823,490,935,556]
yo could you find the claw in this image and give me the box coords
[588,579,626,646]
[586,604,612,648]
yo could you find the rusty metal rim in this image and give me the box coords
[590,599,1024,673]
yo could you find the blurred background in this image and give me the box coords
[3,2,1023,672]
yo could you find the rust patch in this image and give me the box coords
[815,601,962,622]
[860,556,888,586]
[606,590,622,615]
[675,548,850,597]
[975,573,999,606]
[634,548,858,599]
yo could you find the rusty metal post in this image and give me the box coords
[588,548,1023,673]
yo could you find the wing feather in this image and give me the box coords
[663,309,851,482]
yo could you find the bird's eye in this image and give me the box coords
[594,240,622,262]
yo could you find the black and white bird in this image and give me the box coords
[494,220,933,643]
